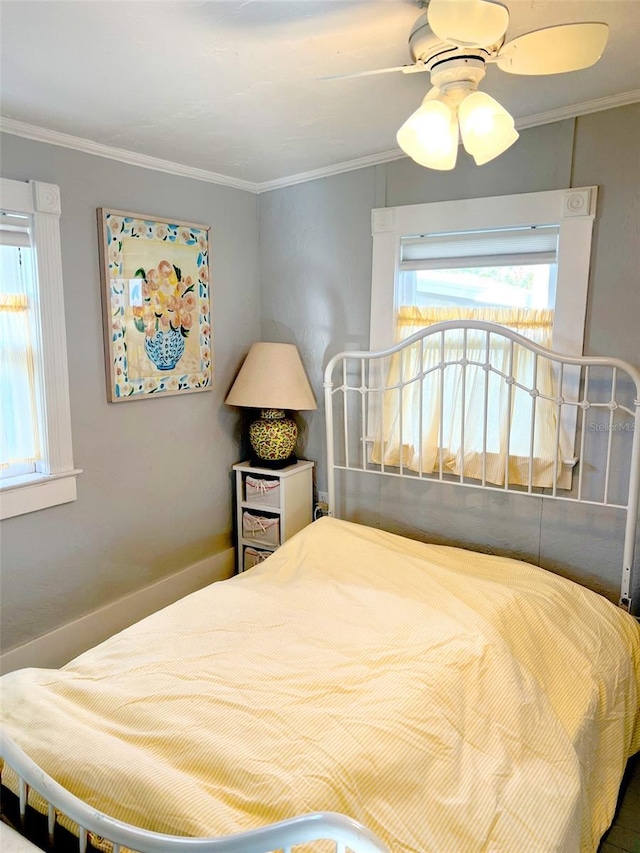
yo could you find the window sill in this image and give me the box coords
[362,437,577,488]
[363,436,577,467]
[0,469,82,520]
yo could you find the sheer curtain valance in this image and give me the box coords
[372,306,563,487]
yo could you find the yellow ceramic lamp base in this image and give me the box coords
[249,408,297,468]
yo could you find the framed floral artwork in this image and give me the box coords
[97,209,212,401]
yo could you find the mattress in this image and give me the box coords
[2,517,639,852]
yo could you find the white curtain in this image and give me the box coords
[373,306,560,487]
[1,275,41,470]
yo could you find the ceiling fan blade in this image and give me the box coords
[427,0,509,48]
[497,22,609,75]
[320,64,425,81]
[401,64,432,75]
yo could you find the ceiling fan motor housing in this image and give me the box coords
[409,11,500,64]
[431,56,487,106]
[409,12,450,63]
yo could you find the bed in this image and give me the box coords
[2,321,640,853]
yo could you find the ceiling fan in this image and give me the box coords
[327,0,609,170]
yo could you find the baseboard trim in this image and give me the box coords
[0,547,235,674]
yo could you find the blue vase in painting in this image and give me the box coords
[144,327,185,371]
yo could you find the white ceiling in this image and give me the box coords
[1,1,639,187]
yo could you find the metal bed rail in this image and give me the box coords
[324,320,640,612]
[0,734,389,853]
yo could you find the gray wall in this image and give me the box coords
[573,107,640,364]
[0,133,261,650]
[2,104,638,650]
[259,105,640,602]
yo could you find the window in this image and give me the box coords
[369,188,598,487]
[398,224,558,312]
[0,179,78,519]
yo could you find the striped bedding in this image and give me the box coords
[2,517,639,852]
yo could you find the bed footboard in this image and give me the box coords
[0,733,388,853]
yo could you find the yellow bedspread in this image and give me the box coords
[2,518,639,853]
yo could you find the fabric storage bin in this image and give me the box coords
[243,546,272,572]
[242,511,280,547]
[245,475,281,508]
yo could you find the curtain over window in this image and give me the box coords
[373,306,559,487]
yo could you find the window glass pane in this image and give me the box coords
[399,263,557,311]
[0,241,40,474]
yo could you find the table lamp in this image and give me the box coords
[225,342,317,468]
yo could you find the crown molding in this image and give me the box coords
[257,90,640,193]
[255,148,406,194]
[1,90,638,196]
[0,117,260,194]
[514,89,640,132]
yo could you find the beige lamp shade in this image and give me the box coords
[225,342,317,411]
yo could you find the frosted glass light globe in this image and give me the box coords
[397,98,459,171]
[459,91,519,165]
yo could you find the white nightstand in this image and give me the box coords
[233,459,314,573]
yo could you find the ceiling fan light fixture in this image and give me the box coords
[458,90,519,165]
[396,97,458,171]
[328,6,610,171]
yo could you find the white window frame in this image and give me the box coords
[371,187,597,353]
[0,178,80,519]
[369,187,598,480]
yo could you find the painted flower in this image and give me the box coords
[182,293,196,313]
[131,222,147,237]
[132,259,198,339]
[155,289,169,310]
[158,259,173,278]
[167,377,179,391]
[155,224,168,241]
[198,266,209,283]
[167,294,181,313]
[179,227,192,242]
[143,378,157,392]
[179,311,193,330]
[197,233,207,251]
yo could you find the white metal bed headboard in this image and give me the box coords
[324,320,640,613]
